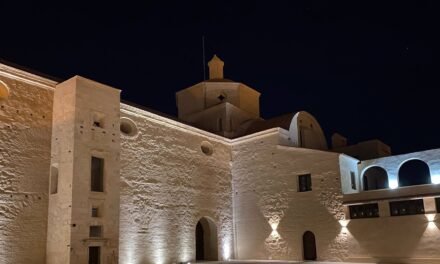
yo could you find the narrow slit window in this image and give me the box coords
[92,207,99,217]
[218,118,223,131]
[350,171,356,190]
[91,157,104,192]
[298,174,312,192]
[50,165,59,194]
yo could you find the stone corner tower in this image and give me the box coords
[47,76,121,264]
[176,55,261,138]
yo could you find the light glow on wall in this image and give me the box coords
[268,216,280,231]
[222,241,231,260]
[431,174,440,184]
[178,247,191,263]
[264,229,288,258]
[425,214,438,229]
[339,219,350,227]
[428,222,437,230]
[270,222,279,231]
[389,179,398,189]
[426,213,436,222]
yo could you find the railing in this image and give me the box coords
[343,183,440,205]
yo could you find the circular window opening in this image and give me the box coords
[120,118,138,137]
[0,80,10,100]
[201,141,214,155]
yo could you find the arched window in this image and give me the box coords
[362,166,389,191]
[196,217,218,261]
[0,80,10,99]
[398,159,431,187]
[303,231,317,260]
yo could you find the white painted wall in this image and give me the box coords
[358,148,440,189]
[339,155,360,194]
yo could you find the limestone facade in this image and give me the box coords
[0,56,440,264]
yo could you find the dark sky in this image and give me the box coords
[1,1,439,154]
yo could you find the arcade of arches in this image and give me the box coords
[363,159,432,190]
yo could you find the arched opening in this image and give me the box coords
[363,166,389,191]
[398,159,431,187]
[196,217,218,261]
[303,231,317,261]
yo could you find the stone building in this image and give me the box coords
[0,56,439,264]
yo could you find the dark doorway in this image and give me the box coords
[363,166,389,190]
[196,221,204,260]
[399,159,431,187]
[303,231,317,261]
[195,217,218,261]
[89,246,100,264]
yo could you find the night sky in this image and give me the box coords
[1,1,438,154]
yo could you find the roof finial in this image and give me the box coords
[207,55,224,79]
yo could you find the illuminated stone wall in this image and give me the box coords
[231,132,347,261]
[47,77,121,264]
[2,61,440,264]
[118,104,234,264]
[341,149,440,263]
[343,214,440,263]
[0,66,56,264]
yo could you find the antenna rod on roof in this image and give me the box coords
[202,36,206,81]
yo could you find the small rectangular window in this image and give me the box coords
[350,171,356,190]
[349,203,379,219]
[89,225,102,237]
[435,198,440,213]
[218,118,223,131]
[92,207,99,218]
[298,174,312,192]
[91,157,104,192]
[389,199,424,216]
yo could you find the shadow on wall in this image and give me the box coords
[271,191,344,261]
[347,215,428,262]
